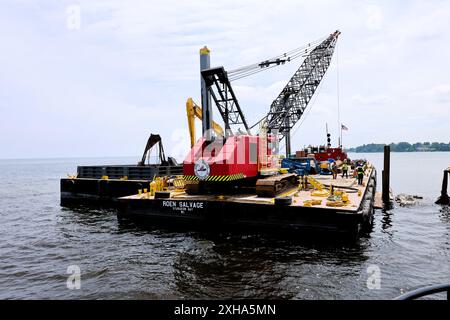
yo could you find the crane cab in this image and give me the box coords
[184,135,263,183]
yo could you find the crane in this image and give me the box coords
[265,30,341,156]
[183,31,340,196]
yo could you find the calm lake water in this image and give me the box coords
[0,153,449,299]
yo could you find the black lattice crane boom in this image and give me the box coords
[266,30,341,156]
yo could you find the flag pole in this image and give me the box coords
[338,132,341,148]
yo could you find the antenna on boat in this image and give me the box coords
[326,123,331,148]
[336,41,342,149]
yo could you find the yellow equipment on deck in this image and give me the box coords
[186,98,225,148]
[150,177,165,196]
[311,190,329,197]
[307,176,325,191]
[172,177,186,190]
[303,199,323,207]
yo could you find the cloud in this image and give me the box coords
[415,84,450,97]
[0,0,449,158]
[351,94,390,106]
[366,5,383,30]
[410,84,450,114]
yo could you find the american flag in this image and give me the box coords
[341,124,349,131]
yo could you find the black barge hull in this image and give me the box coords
[60,164,182,207]
[118,170,377,238]
[61,178,155,207]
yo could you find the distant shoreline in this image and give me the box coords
[346,150,450,153]
[346,142,450,153]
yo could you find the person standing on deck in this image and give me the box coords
[357,164,364,185]
[332,162,338,180]
[342,160,349,179]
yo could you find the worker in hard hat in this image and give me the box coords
[341,160,349,179]
[357,163,364,185]
[331,162,338,180]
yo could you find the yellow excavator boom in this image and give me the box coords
[186,98,224,147]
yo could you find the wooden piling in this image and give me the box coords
[382,145,391,204]
[436,169,449,205]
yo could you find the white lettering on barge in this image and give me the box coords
[162,201,205,213]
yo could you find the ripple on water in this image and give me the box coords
[0,157,449,299]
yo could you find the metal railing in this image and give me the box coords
[77,165,183,180]
[395,283,450,300]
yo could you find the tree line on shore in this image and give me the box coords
[346,142,450,153]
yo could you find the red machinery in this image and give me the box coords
[184,135,261,183]
[183,31,340,196]
[183,130,289,195]
[300,147,348,162]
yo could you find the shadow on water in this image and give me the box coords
[58,202,449,299]
[59,205,117,225]
[57,205,121,239]
[381,207,395,236]
[116,218,372,299]
[439,205,450,222]
[172,238,371,299]
[116,217,369,248]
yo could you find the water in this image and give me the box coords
[0,153,449,300]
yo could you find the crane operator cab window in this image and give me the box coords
[249,142,257,164]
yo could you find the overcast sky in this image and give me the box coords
[0,0,449,160]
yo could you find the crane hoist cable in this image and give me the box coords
[223,34,333,130]
[228,36,326,77]
[227,36,327,82]
[336,42,342,147]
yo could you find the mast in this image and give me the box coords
[200,46,213,141]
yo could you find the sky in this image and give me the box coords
[0,0,449,160]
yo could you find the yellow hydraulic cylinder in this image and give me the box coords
[186,98,224,148]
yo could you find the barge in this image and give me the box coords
[118,166,377,238]
[60,134,182,207]
[61,33,379,239]
[60,164,182,206]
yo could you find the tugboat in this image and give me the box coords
[294,130,348,163]
[298,145,348,163]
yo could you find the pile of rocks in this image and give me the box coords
[395,194,423,207]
